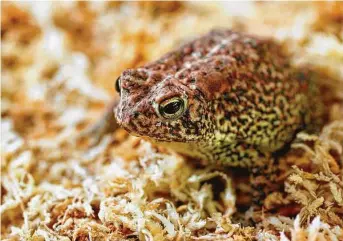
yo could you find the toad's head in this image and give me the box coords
[115,68,213,143]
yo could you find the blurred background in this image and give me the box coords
[2,1,342,107]
[1,2,343,240]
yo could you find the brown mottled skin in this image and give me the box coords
[110,29,321,168]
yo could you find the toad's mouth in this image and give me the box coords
[125,131,178,143]
[142,134,199,144]
[121,127,155,140]
[122,126,194,143]
[121,126,142,138]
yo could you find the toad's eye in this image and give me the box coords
[157,96,187,120]
[115,77,121,95]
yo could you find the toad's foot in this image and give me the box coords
[78,98,119,145]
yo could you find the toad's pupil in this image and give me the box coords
[164,101,182,114]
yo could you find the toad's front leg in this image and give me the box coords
[79,98,119,144]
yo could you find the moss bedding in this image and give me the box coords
[1,2,343,240]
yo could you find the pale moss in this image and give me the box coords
[1,2,343,240]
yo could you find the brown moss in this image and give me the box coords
[1,2,343,241]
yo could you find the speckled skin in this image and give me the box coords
[115,29,320,167]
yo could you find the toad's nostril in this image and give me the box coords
[122,115,131,126]
[120,112,140,126]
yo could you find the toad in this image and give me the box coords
[90,29,322,168]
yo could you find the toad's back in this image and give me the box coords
[115,29,321,167]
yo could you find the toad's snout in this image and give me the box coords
[115,107,143,134]
[115,108,132,127]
